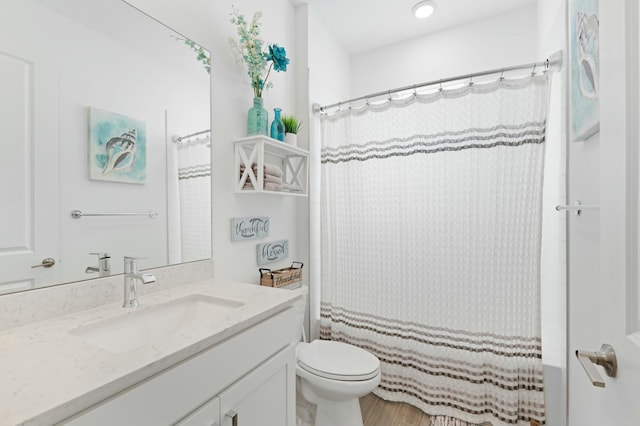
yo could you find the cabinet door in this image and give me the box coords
[219,345,296,426]
[176,396,220,426]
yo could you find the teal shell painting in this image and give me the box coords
[89,107,147,183]
[570,0,599,141]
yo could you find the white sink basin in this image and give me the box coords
[70,294,245,354]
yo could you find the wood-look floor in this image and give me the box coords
[360,393,431,426]
[360,394,492,426]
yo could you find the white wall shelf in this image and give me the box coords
[234,135,308,197]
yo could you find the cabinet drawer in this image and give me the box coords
[61,307,296,425]
[176,396,220,426]
[220,345,296,426]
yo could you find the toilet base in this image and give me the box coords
[314,396,363,426]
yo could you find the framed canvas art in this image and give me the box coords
[569,0,599,142]
[89,107,147,183]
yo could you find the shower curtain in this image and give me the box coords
[318,75,549,426]
[169,139,211,262]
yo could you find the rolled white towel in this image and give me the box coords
[243,182,282,191]
[264,182,282,191]
[242,174,282,188]
[240,163,283,178]
[262,164,283,178]
[242,182,282,191]
[264,174,283,184]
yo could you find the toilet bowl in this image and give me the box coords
[296,340,381,426]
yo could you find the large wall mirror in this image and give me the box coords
[0,0,211,295]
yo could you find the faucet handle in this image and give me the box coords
[124,255,145,261]
[89,252,110,259]
[124,256,145,272]
[140,273,156,285]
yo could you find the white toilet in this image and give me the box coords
[296,339,381,426]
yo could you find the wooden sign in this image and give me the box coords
[231,216,270,241]
[257,240,289,265]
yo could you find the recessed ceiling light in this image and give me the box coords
[412,0,437,19]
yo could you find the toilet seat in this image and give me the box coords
[297,340,380,381]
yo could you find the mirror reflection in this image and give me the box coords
[0,0,211,295]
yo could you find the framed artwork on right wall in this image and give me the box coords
[569,0,600,142]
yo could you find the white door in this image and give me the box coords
[568,1,640,424]
[0,3,60,294]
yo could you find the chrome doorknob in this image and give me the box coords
[575,344,617,388]
[31,258,56,268]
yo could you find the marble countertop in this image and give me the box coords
[0,279,304,425]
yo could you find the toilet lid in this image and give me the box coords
[297,340,380,381]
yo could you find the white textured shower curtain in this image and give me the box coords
[319,75,549,426]
[168,140,211,262]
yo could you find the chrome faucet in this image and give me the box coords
[123,256,156,309]
[86,252,111,277]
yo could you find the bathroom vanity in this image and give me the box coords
[0,280,303,425]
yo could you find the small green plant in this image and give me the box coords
[281,115,302,134]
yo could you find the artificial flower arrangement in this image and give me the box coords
[173,36,211,74]
[228,7,290,98]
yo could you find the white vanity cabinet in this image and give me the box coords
[176,396,220,426]
[218,346,294,426]
[61,307,297,426]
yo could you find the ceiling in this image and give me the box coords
[309,0,537,55]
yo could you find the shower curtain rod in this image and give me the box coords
[172,129,211,143]
[314,51,563,114]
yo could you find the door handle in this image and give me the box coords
[225,410,238,426]
[575,344,617,388]
[31,258,56,268]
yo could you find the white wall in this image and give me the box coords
[308,8,352,105]
[351,5,539,98]
[127,0,302,285]
[537,0,567,425]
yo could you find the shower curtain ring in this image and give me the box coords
[413,85,417,97]
[388,90,392,101]
[438,80,443,92]
[468,76,474,87]
[531,63,537,77]
[499,69,505,81]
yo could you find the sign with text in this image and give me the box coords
[257,239,289,265]
[231,216,270,241]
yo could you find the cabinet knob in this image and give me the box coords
[225,410,238,426]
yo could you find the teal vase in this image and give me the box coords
[247,97,268,136]
[270,108,285,141]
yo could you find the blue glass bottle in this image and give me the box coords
[247,97,268,136]
[270,108,285,142]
